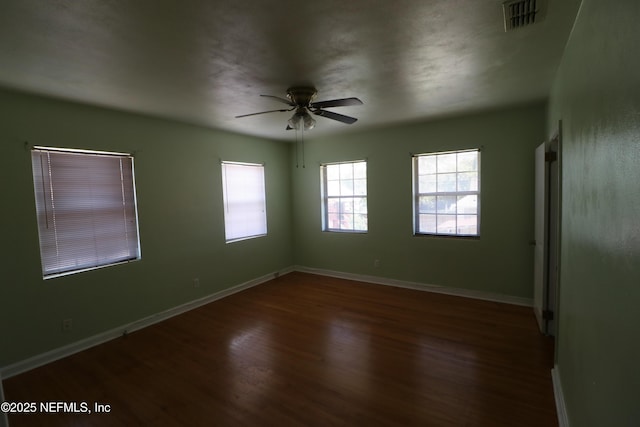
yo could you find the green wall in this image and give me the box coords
[548,0,640,425]
[0,90,549,372]
[0,89,293,368]
[291,103,546,299]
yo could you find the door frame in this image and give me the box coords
[549,120,562,363]
[533,120,562,342]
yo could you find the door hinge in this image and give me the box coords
[543,310,554,321]
[545,152,557,162]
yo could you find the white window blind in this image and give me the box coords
[31,147,141,278]
[221,161,267,242]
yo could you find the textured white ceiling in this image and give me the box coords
[0,0,581,141]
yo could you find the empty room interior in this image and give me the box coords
[1,0,639,426]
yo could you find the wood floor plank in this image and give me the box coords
[3,272,556,426]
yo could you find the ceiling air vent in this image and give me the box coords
[503,0,545,31]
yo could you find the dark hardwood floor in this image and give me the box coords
[3,272,557,426]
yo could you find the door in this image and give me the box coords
[533,142,549,333]
[533,137,560,336]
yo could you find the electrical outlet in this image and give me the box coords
[62,318,73,332]
[193,278,200,288]
[374,259,381,268]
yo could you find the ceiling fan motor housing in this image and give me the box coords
[287,87,318,107]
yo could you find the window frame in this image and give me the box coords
[412,148,481,238]
[320,159,368,233]
[31,146,141,279]
[220,160,268,243]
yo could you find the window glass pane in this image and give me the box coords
[419,174,437,193]
[327,180,340,196]
[354,197,368,214]
[339,162,353,179]
[328,213,341,229]
[419,196,436,214]
[341,214,354,229]
[341,199,354,213]
[457,195,477,214]
[326,164,340,180]
[457,151,478,172]
[457,172,478,191]
[437,153,456,173]
[340,179,354,196]
[437,173,457,192]
[354,214,368,231]
[437,215,457,234]
[419,156,436,174]
[327,198,340,213]
[353,161,367,179]
[457,215,478,235]
[437,196,457,213]
[419,214,437,233]
[354,178,367,196]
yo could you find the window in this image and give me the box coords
[321,160,368,232]
[413,149,480,236]
[31,147,141,278]
[221,161,267,242]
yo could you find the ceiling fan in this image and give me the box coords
[235,86,363,131]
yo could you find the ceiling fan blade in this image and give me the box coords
[310,97,363,109]
[313,109,358,124]
[260,94,295,106]
[235,108,294,118]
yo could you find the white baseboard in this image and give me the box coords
[552,366,570,427]
[1,265,529,381]
[0,267,294,380]
[294,266,533,307]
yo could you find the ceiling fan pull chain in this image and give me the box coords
[295,128,299,168]
[301,126,306,168]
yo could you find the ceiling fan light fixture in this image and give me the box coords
[288,113,302,130]
[303,113,316,130]
[288,109,316,131]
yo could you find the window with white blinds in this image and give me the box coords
[31,147,141,278]
[221,161,267,242]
